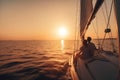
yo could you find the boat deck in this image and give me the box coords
[70,51,119,80]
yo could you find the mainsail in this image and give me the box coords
[80,0,104,39]
[80,0,93,38]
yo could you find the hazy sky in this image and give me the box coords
[0,0,78,40]
[0,0,118,40]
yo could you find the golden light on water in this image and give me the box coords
[61,40,64,51]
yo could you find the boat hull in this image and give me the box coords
[70,51,119,80]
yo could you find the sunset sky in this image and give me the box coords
[0,0,78,40]
[0,0,118,40]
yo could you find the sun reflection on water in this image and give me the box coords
[61,40,64,51]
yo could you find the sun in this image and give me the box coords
[58,26,68,37]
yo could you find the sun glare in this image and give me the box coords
[58,26,67,37]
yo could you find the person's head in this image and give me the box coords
[87,37,92,42]
[83,40,87,46]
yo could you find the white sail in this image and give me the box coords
[80,0,93,38]
[80,0,104,39]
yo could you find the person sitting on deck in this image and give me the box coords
[78,40,90,59]
[74,39,92,66]
[87,37,97,57]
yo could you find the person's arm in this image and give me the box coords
[78,47,83,55]
[94,44,97,50]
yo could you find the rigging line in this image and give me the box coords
[76,0,80,51]
[106,0,113,28]
[94,16,100,48]
[104,0,116,52]
[74,0,79,52]
[92,22,100,48]
[95,17,101,48]
[101,0,114,48]
[103,0,113,29]
[102,1,112,29]
[104,0,112,28]
[104,0,109,19]
[104,0,112,29]
[109,32,116,52]
[74,0,77,50]
[77,27,80,49]
[102,4,107,25]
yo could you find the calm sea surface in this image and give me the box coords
[0,40,118,80]
[0,40,75,80]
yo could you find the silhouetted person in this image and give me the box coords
[79,40,90,59]
[87,37,97,56]
[74,40,89,65]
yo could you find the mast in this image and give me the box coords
[114,0,120,60]
[114,0,120,79]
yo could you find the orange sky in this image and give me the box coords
[0,0,78,40]
[0,0,118,40]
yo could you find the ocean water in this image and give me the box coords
[0,40,74,80]
[0,39,118,80]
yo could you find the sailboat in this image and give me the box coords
[69,0,120,80]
